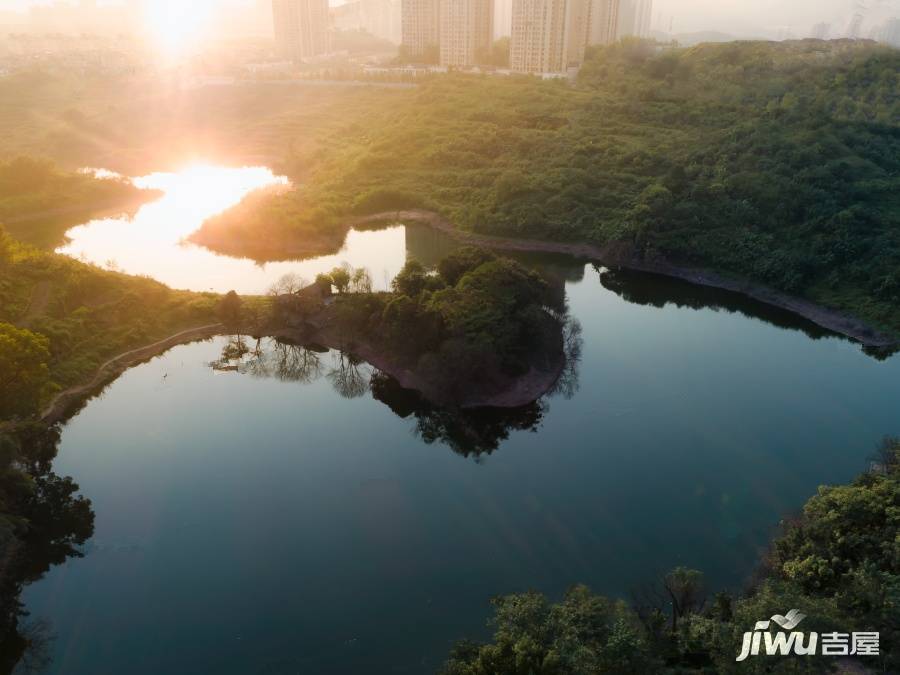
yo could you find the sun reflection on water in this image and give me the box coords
[57,164,408,295]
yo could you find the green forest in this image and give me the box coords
[442,438,900,674]
[0,229,224,420]
[1,38,898,673]
[284,246,567,403]
[205,39,900,336]
[0,157,152,249]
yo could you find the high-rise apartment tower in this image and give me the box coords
[511,0,620,74]
[587,0,619,46]
[272,0,331,61]
[617,0,651,39]
[401,0,440,59]
[510,0,568,73]
[439,0,494,66]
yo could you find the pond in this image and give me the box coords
[22,165,900,674]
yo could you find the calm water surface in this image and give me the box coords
[22,165,900,674]
[58,165,408,293]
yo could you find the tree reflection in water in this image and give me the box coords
[211,335,327,383]
[0,425,94,674]
[210,336,579,458]
[326,352,371,399]
[597,266,837,340]
[548,315,583,401]
[369,372,546,458]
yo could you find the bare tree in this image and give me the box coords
[663,567,705,631]
[630,581,670,641]
[233,339,325,384]
[267,273,309,297]
[13,619,55,675]
[630,567,705,636]
[210,335,251,371]
[351,267,373,294]
[869,435,900,473]
[272,342,324,383]
[327,351,371,398]
[549,316,583,400]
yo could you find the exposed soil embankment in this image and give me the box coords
[41,324,223,425]
[346,210,898,350]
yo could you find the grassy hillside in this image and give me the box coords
[0,229,224,417]
[206,39,899,334]
[0,161,266,421]
[0,156,154,249]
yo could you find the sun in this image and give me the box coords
[141,0,216,61]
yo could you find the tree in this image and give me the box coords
[351,267,373,293]
[440,585,656,674]
[327,352,370,398]
[437,247,496,287]
[392,260,428,297]
[267,273,308,296]
[329,266,351,294]
[218,291,242,328]
[869,435,900,473]
[314,272,333,291]
[663,567,705,631]
[773,461,900,594]
[0,323,52,420]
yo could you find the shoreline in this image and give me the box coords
[37,316,562,429]
[3,190,161,228]
[34,204,896,426]
[269,317,566,410]
[40,323,223,426]
[344,210,898,350]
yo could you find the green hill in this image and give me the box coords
[212,40,899,335]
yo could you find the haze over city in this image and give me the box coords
[2,0,899,42]
[0,0,899,672]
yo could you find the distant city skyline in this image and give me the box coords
[652,0,900,39]
[4,0,900,42]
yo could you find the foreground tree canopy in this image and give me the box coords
[441,438,900,674]
[0,324,52,420]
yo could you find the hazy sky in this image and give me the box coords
[5,0,900,38]
[653,0,899,36]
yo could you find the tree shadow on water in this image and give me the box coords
[0,425,94,675]
[210,336,570,458]
[369,372,546,459]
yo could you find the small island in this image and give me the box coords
[259,247,576,409]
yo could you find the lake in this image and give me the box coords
[57,165,409,294]
[23,165,900,674]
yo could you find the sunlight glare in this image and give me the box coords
[142,0,216,60]
[130,164,289,241]
[57,164,407,295]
